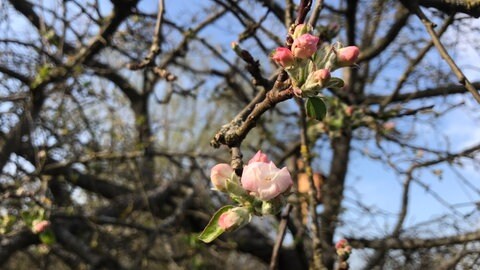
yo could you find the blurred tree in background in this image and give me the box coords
[1,0,480,269]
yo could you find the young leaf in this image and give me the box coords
[39,230,56,245]
[198,205,235,243]
[325,77,344,89]
[226,178,253,204]
[306,97,327,121]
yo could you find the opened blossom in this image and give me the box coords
[291,33,319,59]
[271,47,294,67]
[210,163,233,191]
[241,157,293,201]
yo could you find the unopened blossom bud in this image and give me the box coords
[300,69,331,97]
[241,160,293,201]
[336,46,360,67]
[218,207,251,232]
[210,163,233,192]
[344,106,354,117]
[383,122,395,131]
[312,69,331,86]
[292,24,312,39]
[291,34,319,59]
[248,150,270,164]
[32,220,50,234]
[335,239,348,249]
[271,47,295,68]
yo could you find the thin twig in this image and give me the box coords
[379,15,454,109]
[295,0,313,25]
[308,0,324,27]
[269,203,293,270]
[403,2,480,104]
[296,98,323,269]
[128,0,165,70]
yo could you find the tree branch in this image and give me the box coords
[349,229,480,250]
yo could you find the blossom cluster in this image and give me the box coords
[212,151,292,201]
[271,24,359,98]
[335,239,353,260]
[199,151,293,241]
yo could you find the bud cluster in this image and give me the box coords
[335,239,353,260]
[270,24,360,98]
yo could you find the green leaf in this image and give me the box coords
[198,205,235,243]
[325,77,344,89]
[305,97,327,121]
[39,229,56,245]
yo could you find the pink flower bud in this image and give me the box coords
[218,211,238,230]
[312,69,331,87]
[344,106,354,117]
[271,47,295,68]
[218,207,250,231]
[210,163,233,192]
[248,150,270,165]
[291,34,319,59]
[336,46,360,67]
[32,220,50,234]
[241,161,293,201]
[383,122,395,131]
[335,239,348,249]
[301,69,331,96]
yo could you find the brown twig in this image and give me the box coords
[295,0,313,25]
[348,229,480,250]
[128,0,165,70]
[296,98,323,269]
[269,203,293,270]
[401,1,480,104]
[308,0,324,27]
[232,43,271,89]
[210,78,293,148]
[379,14,454,109]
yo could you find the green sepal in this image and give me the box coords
[306,97,327,121]
[325,77,345,89]
[325,77,344,89]
[225,178,252,204]
[198,205,235,243]
[39,229,56,245]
